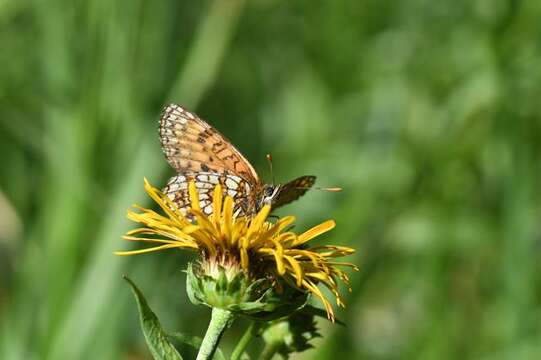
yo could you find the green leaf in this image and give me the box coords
[168,332,226,360]
[123,276,183,360]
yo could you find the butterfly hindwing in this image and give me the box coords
[159,104,259,184]
[162,171,254,217]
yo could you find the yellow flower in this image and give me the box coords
[116,178,358,321]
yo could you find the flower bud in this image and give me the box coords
[186,258,308,321]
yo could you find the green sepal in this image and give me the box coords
[168,333,226,360]
[186,262,309,320]
[123,276,183,360]
[234,285,309,322]
[244,278,267,296]
[227,271,244,294]
[216,267,229,293]
[185,263,202,305]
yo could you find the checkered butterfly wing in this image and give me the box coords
[159,104,260,216]
[159,104,259,183]
[162,172,254,217]
[272,175,316,209]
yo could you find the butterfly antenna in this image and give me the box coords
[266,153,276,186]
[317,186,343,192]
[294,186,343,192]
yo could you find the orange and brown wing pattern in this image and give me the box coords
[272,175,316,209]
[159,104,260,184]
[162,172,255,217]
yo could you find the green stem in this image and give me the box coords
[230,322,261,360]
[259,341,281,360]
[196,308,234,360]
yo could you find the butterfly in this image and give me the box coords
[158,103,316,217]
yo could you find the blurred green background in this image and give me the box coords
[1,0,541,359]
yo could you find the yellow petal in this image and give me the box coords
[302,279,335,321]
[190,208,216,235]
[246,204,271,238]
[143,178,182,222]
[284,255,303,287]
[263,215,295,238]
[188,181,200,211]
[114,243,182,256]
[294,219,335,246]
[223,196,234,240]
[240,247,249,270]
[272,239,286,275]
[212,183,223,228]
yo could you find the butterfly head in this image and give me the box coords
[254,176,318,214]
[260,184,282,207]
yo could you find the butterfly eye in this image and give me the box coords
[265,187,275,197]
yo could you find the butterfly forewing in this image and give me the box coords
[159,104,259,184]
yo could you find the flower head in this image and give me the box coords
[116,179,358,321]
